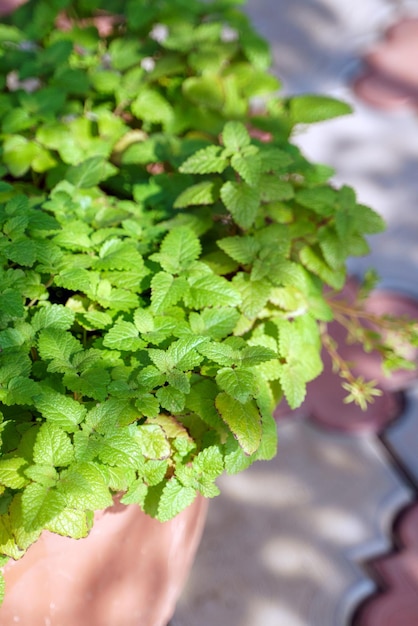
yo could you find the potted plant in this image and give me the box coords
[0,0,416,624]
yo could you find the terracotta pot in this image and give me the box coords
[0,496,208,626]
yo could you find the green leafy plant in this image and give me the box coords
[0,0,416,592]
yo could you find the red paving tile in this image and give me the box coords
[353,18,418,110]
[355,505,418,626]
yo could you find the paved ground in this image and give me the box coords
[172,1,418,625]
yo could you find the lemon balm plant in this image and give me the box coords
[0,0,416,602]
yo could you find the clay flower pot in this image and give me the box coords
[0,496,207,626]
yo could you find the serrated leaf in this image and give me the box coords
[215,393,262,455]
[59,462,113,510]
[152,227,201,274]
[222,121,251,152]
[352,204,386,234]
[133,308,154,333]
[289,95,352,123]
[35,391,87,432]
[279,361,307,409]
[296,186,336,216]
[131,88,174,125]
[232,272,271,318]
[5,239,37,267]
[66,157,117,188]
[31,304,75,332]
[216,367,258,403]
[63,367,111,402]
[5,376,40,405]
[37,328,83,365]
[186,274,240,309]
[0,457,29,489]
[137,424,170,460]
[33,423,73,467]
[299,245,346,289]
[168,336,207,370]
[21,483,66,532]
[220,181,260,229]
[193,446,224,481]
[135,394,160,418]
[120,479,148,506]
[157,477,196,522]
[217,235,260,265]
[240,345,277,367]
[167,369,191,393]
[45,508,90,539]
[94,239,143,271]
[174,181,219,209]
[103,321,143,351]
[0,291,24,318]
[179,145,228,174]
[231,152,261,187]
[189,308,240,340]
[151,272,188,313]
[98,430,144,468]
[156,386,185,413]
[198,341,237,366]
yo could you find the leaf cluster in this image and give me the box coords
[0,0,414,573]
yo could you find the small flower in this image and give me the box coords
[150,23,169,44]
[141,56,156,72]
[220,25,239,43]
[342,377,383,411]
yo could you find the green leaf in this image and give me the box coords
[232,273,271,318]
[37,328,83,369]
[215,392,262,455]
[174,181,219,209]
[152,227,201,274]
[151,272,188,313]
[189,308,240,340]
[21,483,66,532]
[182,75,224,109]
[94,239,144,271]
[222,121,251,152]
[103,321,143,351]
[135,394,160,418]
[5,239,37,267]
[179,145,229,174]
[220,181,260,229]
[157,477,196,522]
[186,273,241,309]
[66,157,117,188]
[137,424,170,460]
[31,304,75,332]
[352,204,386,234]
[59,462,113,510]
[45,508,90,539]
[0,290,24,318]
[289,95,352,124]
[0,457,29,489]
[217,235,260,265]
[131,88,174,125]
[33,423,73,467]
[296,186,336,216]
[35,391,87,432]
[230,151,262,187]
[299,245,346,289]
[156,386,185,413]
[216,367,258,403]
[198,342,237,366]
[279,361,307,409]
